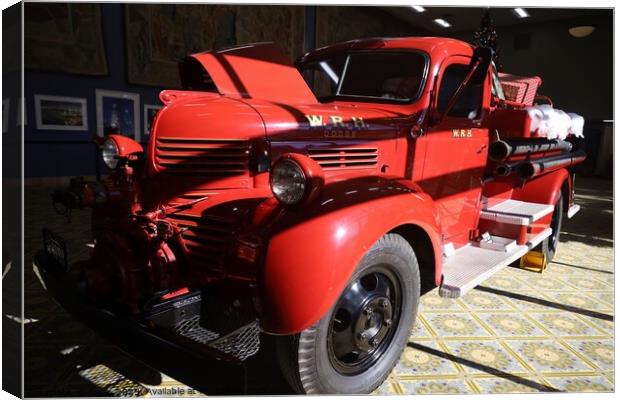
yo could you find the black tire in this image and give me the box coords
[537,193,563,262]
[276,233,420,394]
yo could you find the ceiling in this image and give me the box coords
[383,7,611,34]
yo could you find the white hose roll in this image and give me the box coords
[567,113,585,138]
[526,105,585,139]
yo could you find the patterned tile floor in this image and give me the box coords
[19,177,613,396]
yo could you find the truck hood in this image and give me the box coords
[147,91,402,199]
[185,43,318,104]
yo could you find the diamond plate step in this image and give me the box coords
[439,228,552,298]
[173,315,220,344]
[208,320,261,361]
[480,199,554,225]
[173,315,261,361]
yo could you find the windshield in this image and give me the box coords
[299,52,428,103]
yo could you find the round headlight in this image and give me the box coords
[270,159,307,205]
[102,139,119,169]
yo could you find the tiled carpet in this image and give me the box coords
[19,177,613,396]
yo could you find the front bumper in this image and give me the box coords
[33,238,262,375]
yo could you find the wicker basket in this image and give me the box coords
[498,73,542,106]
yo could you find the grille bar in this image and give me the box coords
[308,147,379,169]
[157,151,249,158]
[315,159,378,166]
[167,213,234,267]
[158,160,247,166]
[155,137,251,176]
[309,152,378,159]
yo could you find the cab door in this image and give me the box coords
[417,55,491,247]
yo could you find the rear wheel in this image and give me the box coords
[276,233,420,394]
[538,193,563,262]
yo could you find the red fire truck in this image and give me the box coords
[37,37,585,394]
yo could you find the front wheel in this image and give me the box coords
[276,233,420,394]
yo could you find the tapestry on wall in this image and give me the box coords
[24,3,108,75]
[315,7,415,48]
[125,4,305,88]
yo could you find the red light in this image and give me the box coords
[161,287,189,300]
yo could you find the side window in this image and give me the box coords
[437,63,483,119]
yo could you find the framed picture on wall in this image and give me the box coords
[143,104,162,137]
[34,95,88,131]
[95,89,140,141]
[3,98,9,133]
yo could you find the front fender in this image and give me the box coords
[259,176,442,335]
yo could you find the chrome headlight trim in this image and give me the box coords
[270,158,307,205]
[102,139,119,169]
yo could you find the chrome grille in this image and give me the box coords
[167,213,234,267]
[308,147,378,169]
[155,137,250,175]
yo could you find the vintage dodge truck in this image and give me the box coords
[37,37,585,394]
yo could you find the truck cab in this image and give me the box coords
[38,37,584,394]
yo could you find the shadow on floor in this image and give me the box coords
[476,285,613,321]
[24,310,293,396]
[559,177,613,248]
[406,342,559,392]
[550,261,614,275]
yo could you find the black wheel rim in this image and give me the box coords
[327,265,402,375]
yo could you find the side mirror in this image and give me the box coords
[467,46,493,85]
[435,46,494,124]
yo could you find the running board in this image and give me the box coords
[480,199,553,225]
[439,228,552,298]
[567,204,581,219]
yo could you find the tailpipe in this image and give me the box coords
[489,138,573,162]
[495,162,517,177]
[516,150,586,180]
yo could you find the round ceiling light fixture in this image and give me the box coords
[568,25,595,38]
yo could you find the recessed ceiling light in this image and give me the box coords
[411,6,426,13]
[568,25,595,38]
[513,8,530,18]
[434,18,451,28]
